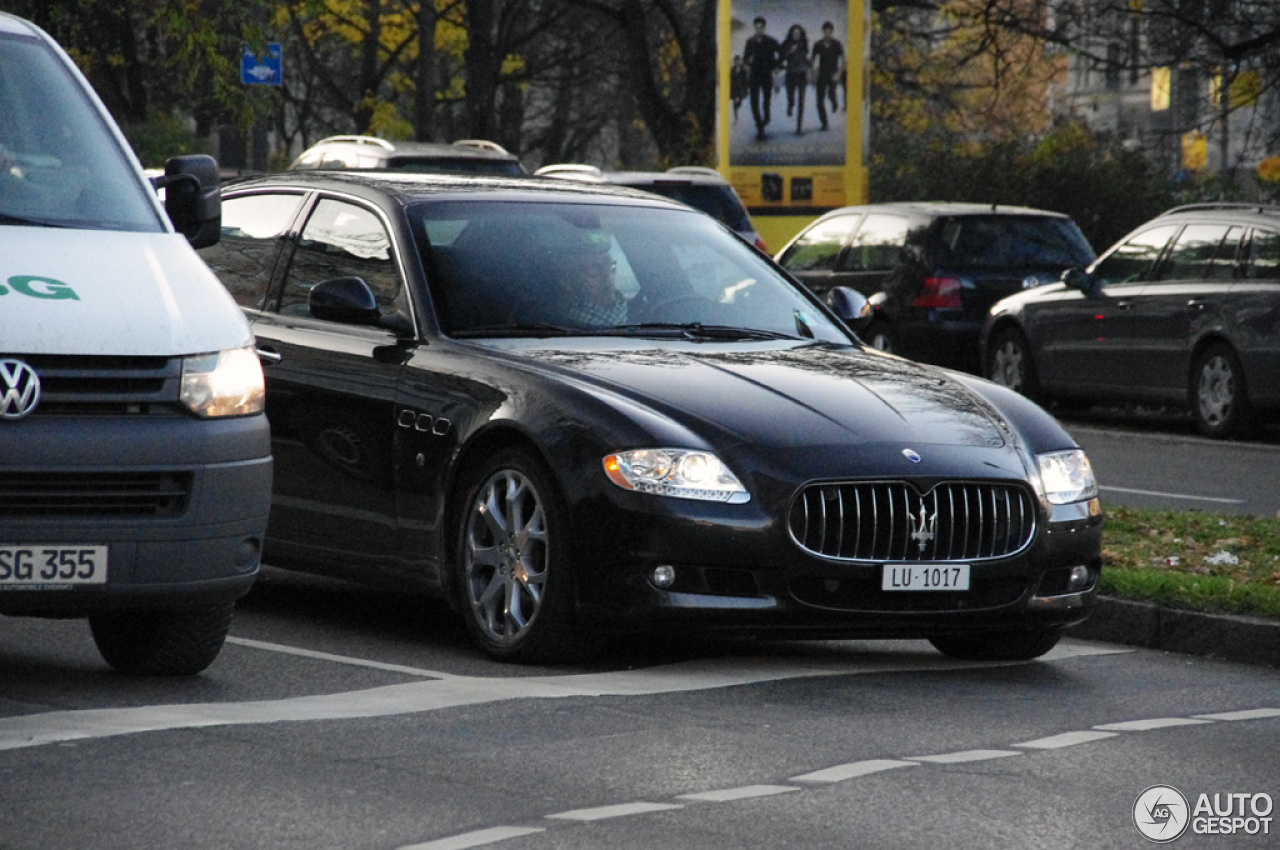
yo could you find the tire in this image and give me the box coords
[929,628,1061,661]
[1190,343,1255,439]
[863,320,895,354]
[89,604,234,675]
[454,448,584,663]
[986,328,1039,399]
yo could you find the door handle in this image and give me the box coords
[256,346,283,364]
[1186,299,1207,310]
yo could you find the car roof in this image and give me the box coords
[290,136,525,170]
[535,164,733,187]
[1151,202,1280,225]
[814,201,1074,220]
[224,170,699,210]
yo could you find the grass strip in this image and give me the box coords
[1100,505,1280,619]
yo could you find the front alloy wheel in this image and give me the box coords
[987,329,1038,399]
[457,449,581,663]
[1192,343,1254,439]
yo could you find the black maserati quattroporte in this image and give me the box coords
[201,171,1103,663]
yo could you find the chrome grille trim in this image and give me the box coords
[789,480,1037,562]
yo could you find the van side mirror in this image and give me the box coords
[829,286,870,326]
[154,155,221,249]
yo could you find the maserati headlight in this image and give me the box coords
[180,345,265,418]
[1037,449,1097,505]
[603,448,750,504]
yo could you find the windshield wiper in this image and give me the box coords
[609,322,803,341]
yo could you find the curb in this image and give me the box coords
[1066,596,1280,668]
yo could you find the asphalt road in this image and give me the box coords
[2,565,1278,850]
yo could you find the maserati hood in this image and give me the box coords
[517,341,1012,452]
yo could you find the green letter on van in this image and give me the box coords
[8,276,79,300]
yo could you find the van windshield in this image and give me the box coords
[0,29,162,232]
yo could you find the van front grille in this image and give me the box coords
[0,472,192,517]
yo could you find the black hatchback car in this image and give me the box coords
[984,203,1280,438]
[199,171,1102,663]
[776,202,1095,373]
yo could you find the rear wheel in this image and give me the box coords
[929,628,1061,661]
[454,448,584,663]
[89,604,234,675]
[986,328,1039,399]
[1191,343,1255,439]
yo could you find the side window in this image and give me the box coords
[1092,225,1178,285]
[839,214,909,271]
[200,193,303,309]
[778,214,860,272]
[1158,224,1240,281]
[1244,229,1280,280]
[278,198,404,317]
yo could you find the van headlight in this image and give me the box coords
[603,449,750,504]
[1037,449,1097,505]
[180,345,265,417]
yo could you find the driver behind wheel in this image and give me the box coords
[550,228,628,327]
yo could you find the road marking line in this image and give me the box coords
[676,785,799,802]
[1094,717,1214,731]
[1013,730,1119,749]
[1192,708,1280,721]
[907,749,1023,764]
[1099,485,1245,505]
[226,637,456,678]
[545,802,683,821]
[0,641,1131,752]
[790,759,918,783]
[396,826,545,850]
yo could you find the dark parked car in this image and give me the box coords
[983,203,1280,438]
[535,163,767,252]
[290,135,527,176]
[200,171,1102,663]
[776,203,1095,373]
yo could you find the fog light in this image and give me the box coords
[1068,565,1091,591]
[652,565,676,589]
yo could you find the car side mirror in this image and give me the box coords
[153,154,221,249]
[829,286,870,326]
[310,277,382,325]
[1062,267,1096,293]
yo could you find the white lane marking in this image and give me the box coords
[1094,717,1214,732]
[1013,730,1119,749]
[409,707,1280,847]
[0,641,1130,752]
[226,637,456,678]
[907,749,1023,764]
[790,759,918,783]
[397,826,545,850]
[1099,485,1245,505]
[1193,708,1280,721]
[545,802,683,822]
[676,785,799,802]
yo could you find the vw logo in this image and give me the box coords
[0,359,41,419]
[902,448,922,463]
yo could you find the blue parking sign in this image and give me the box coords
[241,43,282,86]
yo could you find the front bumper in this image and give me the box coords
[570,488,1103,639]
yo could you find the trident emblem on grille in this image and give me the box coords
[909,504,937,553]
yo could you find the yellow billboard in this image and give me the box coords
[718,1,869,251]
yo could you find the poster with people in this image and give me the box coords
[721,0,864,225]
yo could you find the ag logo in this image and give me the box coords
[1134,785,1190,842]
[0,359,41,420]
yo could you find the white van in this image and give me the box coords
[0,13,272,674]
